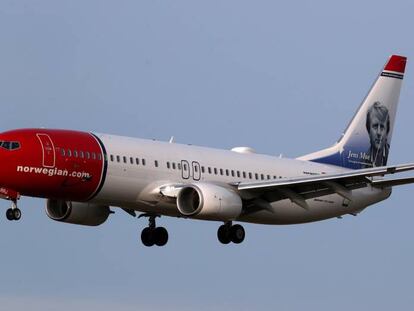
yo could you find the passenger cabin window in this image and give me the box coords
[79,151,84,158]
[110,155,114,162]
[116,155,120,162]
[201,166,205,173]
[86,151,90,159]
[219,169,223,175]
[123,156,127,163]
[214,168,217,175]
[243,172,246,178]
[61,149,65,156]
[142,159,146,166]
[136,158,139,165]
[225,169,229,176]
[130,157,134,164]
[172,163,176,170]
[68,149,72,157]
[154,160,159,167]
[237,171,240,178]
[167,162,170,169]
[208,167,212,174]
[178,163,181,170]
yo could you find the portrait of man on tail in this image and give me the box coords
[364,101,390,167]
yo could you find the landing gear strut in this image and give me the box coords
[139,214,168,247]
[6,200,21,221]
[217,222,245,244]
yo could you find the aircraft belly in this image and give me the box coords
[90,160,393,225]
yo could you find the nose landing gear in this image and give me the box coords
[5,200,21,221]
[139,214,169,247]
[1,189,21,221]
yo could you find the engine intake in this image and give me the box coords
[177,183,242,221]
[46,199,110,226]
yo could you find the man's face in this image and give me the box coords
[369,115,387,150]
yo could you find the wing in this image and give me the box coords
[236,163,414,210]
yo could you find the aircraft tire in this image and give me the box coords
[6,208,14,221]
[230,224,245,244]
[141,227,155,247]
[13,208,21,221]
[217,225,231,244]
[154,227,168,246]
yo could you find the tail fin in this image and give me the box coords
[298,55,407,169]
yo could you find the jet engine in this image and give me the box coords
[176,183,242,221]
[46,199,110,226]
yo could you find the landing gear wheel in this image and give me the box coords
[139,214,169,247]
[6,208,14,221]
[12,208,21,221]
[217,223,246,244]
[154,227,168,246]
[141,227,155,247]
[217,225,231,244]
[230,224,245,244]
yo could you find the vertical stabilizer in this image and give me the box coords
[298,55,407,169]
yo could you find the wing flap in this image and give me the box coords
[237,163,414,205]
[238,163,414,192]
[372,177,414,188]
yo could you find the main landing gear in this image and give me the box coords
[5,200,21,221]
[136,213,245,246]
[139,214,169,247]
[217,222,245,244]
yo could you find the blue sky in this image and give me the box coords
[1,1,414,310]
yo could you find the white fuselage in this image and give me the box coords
[91,133,390,225]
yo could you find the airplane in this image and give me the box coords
[0,54,412,247]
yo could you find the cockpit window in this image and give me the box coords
[0,141,20,151]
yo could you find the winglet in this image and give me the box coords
[384,55,407,74]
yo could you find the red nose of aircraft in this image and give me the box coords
[0,128,106,202]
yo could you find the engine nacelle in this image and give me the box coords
[46,199,110,226]
[177,183,242,221]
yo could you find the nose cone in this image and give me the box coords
[0,140,6,186]
[0,136,21,200]
[0,131,26,192]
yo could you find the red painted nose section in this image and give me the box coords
[0,129,106,201]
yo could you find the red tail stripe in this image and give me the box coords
[384,55,407,74]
